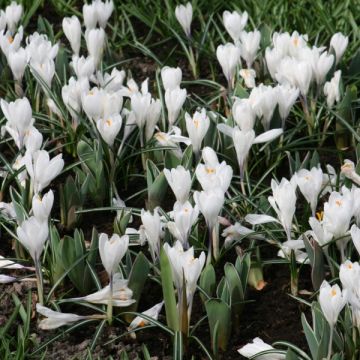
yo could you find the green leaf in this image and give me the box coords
[173,331,184,360]
[301,313,318,360]
[199,264,216,303]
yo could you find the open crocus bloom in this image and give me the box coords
[238,337,285,359]
[69,274,135,307]
[128,301,164,330]
[277,239,310,264]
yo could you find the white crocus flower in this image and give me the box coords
[238,337,285,359]
[24,150,64,194]
[311,50,334,86]
[265,47,284,80]
[232,98,256,131]
[330,32,348,64]
[71,55,95,79]
[294,167,323,216]
[30,58,56,88]
[32,190,54,221]
[24,126,42,156]
[69,274,135,307]
[140,208,163,262]
[222,222,263,248]
[0,274,17,284]
[164,166,192,204]
[145,98,161,141]
[0,11,5,32]
[81,86,105,120]
[16,216,49,261]
[167,201,199,248]
[0,255,33,270]
[62,16,81,55]
[96,114,122,146]
[128,301,164,330]
[161,66,182,90]
[8,47,27,81]
[5,1,22,33]
[341,159,360,186]
[350,224,360,257]
[85,28,105,67]
[239,68,256,88]
[99,233,129,276]
[222,10,248,43]
[154,126,191,158]
[266,178,297,242]
[165,87,187,126]
[308,217,333,247]
[25,32,58,64]
[324,70,341,108]
[196,147,233,193]
[276,84,299,127]
[216,43,241,88]
[239,30,261,68]
[277,239,309,264]
[1,97,33,149]
[96,0,114,28]
[0,26,23,59]
[0,202,16,219]
[96,68,126,92]
[175,2,193,37]
[36,304,99,330]
[185,108,210,156]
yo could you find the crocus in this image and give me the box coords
[96,113,122,146]
[276,84,299,127]
[239,68,256,88]
[294,167,323,216]
[99,233,129,276]
[311,50,334,86]
[32,190,54,221]
[239,30,261,68]
[175,2,193,37]
[165,87,187,126]
[5,1,22,33]
[24,150,64,194]
[1,97,33,149]
[85,28,105,67]
[128,302,164,330]
[167,201,199,248]
[62,16,81,55]
[324,70,341,108]
[185,108,210,156]
[140,208,163,262]
[164,166,192,204]
[71,55,95,79]
[222,10,248,43]
[238,337,285,360]
[8,47,27,81]
[216,43,241,88]
[30,58,56,88]
[161,66,182,90]
[330,32,348,64]
[232,98,256,131]
[350,224,360,256]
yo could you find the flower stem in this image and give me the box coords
[107,273,113,325]
[34,257,44,305]
[327,325,334,360]
[206,226,213,265]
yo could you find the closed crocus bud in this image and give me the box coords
[175,2,193,37]
[319,280,347,327]
[145,98,161,141]
[81,86,105,120]
[164,165,192,204]
[24,126,43,155]
[194,188,224,230]
[324,70,341,108]
[8,47,27,81]
[265,46,283,80]
[24,150,64,194]
[232,127,255,178]
[131,91,152,130]
[339,260,360,292]
[62,16,81,55]
[5,1,22,34]
[350,224,360,256]
[238,337,285,360]
[31,58,56,88]
[239,68,256,88]
[36,304,89,330]
[167,201,199,248]
[312,50,334,85]
[96,113,122,146]
[16,216,49,261]
[165,87,187,126]
[268,178,297,241]
[140,208,163,262]
[232,98,256,131]
[96,0,114,28]
[239,30,261,68]
[85,28,105,67]
[161,66,182,91]
[1,97,33,148]
[222,10,248,43]
[294,167,323,216]
[288,31,308,57]
[276,84,299,126]
[330,32,348,64]
[185,108,210,155]
[32,190,54,221]
[83,2,97,30]
[99,233,129,276]
[216,43,241,88]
